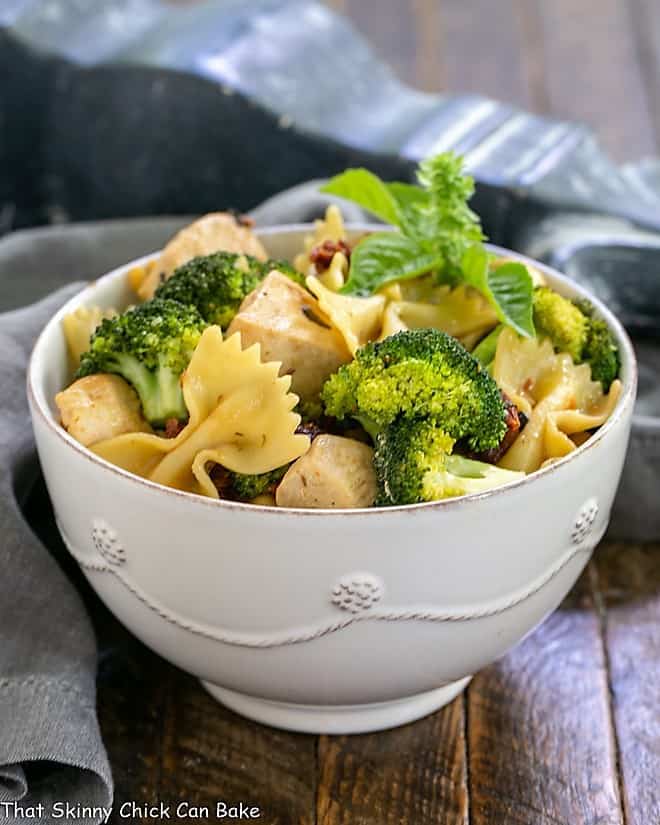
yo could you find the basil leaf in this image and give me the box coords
[341,233,443,296]
[386,182,429,209]
[321,170,401,227]
[462,245,535,338]
[386,182,430,235]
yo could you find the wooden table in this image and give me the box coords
[47,2,660,822]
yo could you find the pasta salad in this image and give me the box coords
[55,153,622,508]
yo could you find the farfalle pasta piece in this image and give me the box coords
[492,328,558,417]
[293,205,347,278]
[542,384,621,463]
[377,285,497,345]
[62,306,116,368]
[319,251,349,291]
[92,429,180,478]
[379,302,408,340]
[494,329,622,473]
[378,276,446,304]
[92,327,309,497]
[306,274,385,355]
[152,331,309,494]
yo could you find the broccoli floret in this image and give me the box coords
[374,417,523,505]
[582,317,620,391]
[76,298,205,426]
[374,417,454,505]
[155,252,303,328]
[533,288,620,390]
[321,328,507,452]
[295,396,324,422]
[533,286,587,361]
[229,465,289,501]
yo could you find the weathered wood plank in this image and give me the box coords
[339,0,423,91]
[156,675,317,825]
[407,0,445,94]
[99,644,172,822]
[325,0,347,14]
[531,0,656,159]
[316,697,468,825]
[631,0,660,149]
[595,541,660,825]
[468,567,624,825]
[435,0,537,108]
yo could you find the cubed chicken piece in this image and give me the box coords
[55,374,151,447]
[137,212,268,300]
[227,272,351,401]
[276,435,377,509]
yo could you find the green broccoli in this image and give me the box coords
[582,316,620,391]
[295,397,324,422]
[374,417,523,505]
[321,328,507,452]
[155,251,304,328]
[471,324,504,368]
[76,298,206,426]
[532,287,620,390]
[229,465,289,501]
[533,286,587,361]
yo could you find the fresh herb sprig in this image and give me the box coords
[321,152,535,337]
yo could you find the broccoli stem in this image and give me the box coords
[355,415,381,442]
[471,325,503,368]
[115,355,187,426]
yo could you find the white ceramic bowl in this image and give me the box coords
[28,226,637,734]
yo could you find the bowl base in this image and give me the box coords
[201,677,472,734]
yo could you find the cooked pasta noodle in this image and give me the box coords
[379,301,409,339]
[319,251,348,291]
[376,285,497,343]
[492,328,558,417]
[293,205,347,277]
[92,328,309,496]
[62,306,116,368]
[306,274,385,355]
[494,329,621,473]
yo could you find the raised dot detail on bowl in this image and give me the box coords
[91,518,126,566]
[571,498,599,544]
[331,573,384,613]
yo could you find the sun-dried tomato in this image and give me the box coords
[309,239,351,272]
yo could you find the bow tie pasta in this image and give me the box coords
[293,205,348,279]
[306,274,386,355]
[92,327,310,497]
[494,328,622,473]
[377,284,498,349]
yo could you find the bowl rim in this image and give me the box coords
[27,222,638,517]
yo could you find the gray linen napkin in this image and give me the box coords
[0,288,113,824]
